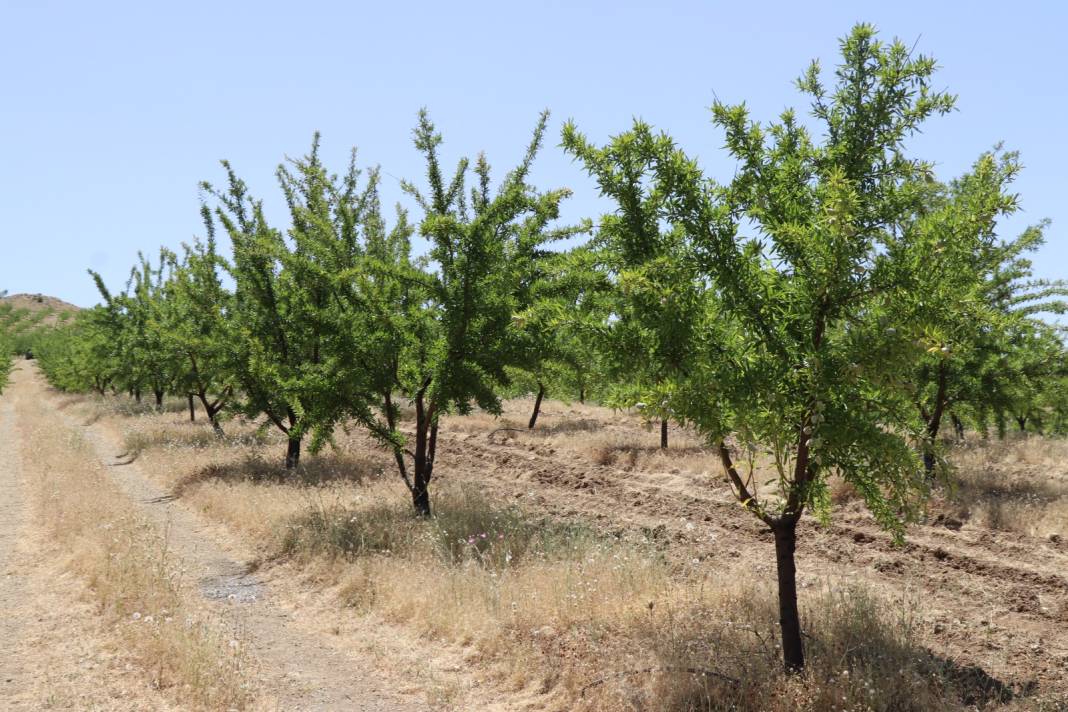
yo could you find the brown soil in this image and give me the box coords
[416,401,1068,699]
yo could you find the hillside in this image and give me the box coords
[0,293,81,329]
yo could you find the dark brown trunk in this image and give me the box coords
[412,463,431,517]
[773,520,804,671]
[285,437,301,469]
[1016,415,1027,432]
[154,389,164,409]
[411,418,432,516]
[188,394,196,422]
[528,382,545,429]
[579,386,585,404]
[196,391,227,438]
[134,387,141,404]
[411,388,434,517]
[951,413,964,441]
[660,418,668,449]
[923,363,948,476]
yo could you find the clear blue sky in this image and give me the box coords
[2,1,1066,307]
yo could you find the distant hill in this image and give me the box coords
[0,293,81,329]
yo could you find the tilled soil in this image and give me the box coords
[414,404,1068,700]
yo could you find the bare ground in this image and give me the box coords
[425,404,1068,696]
[0,364,432,710]
[0,366,180,710]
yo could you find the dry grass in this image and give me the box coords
[78,392,192,418]
[946,436,1068,538]
[22,396,253,709]
[122,425,266,457]
[279,487,994,711]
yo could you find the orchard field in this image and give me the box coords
[2,24,1068,711]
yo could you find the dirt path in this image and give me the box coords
[8,364,427,711]
[1,365,184,710]
[0,367,34,697]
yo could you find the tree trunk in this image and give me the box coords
[528,382,545,429]
[773,520,805,671]
[951,413,964,441]
[579,386,585,404]
[196,392,227,438]
[285,437,301,469]
[660,418,668,449]
[410,388,435,517]
[1016,415,1027,433]
[923,363,948,476]
[412,464,431,517]
[154,389,164,409]
[134,387,142,404]
[188,394,196,422]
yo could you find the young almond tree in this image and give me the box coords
[88,257,176,405]
[508,244,614,415]
[202,137,386,468]
[358,110,581,515]
[561,130,709,447]
[505,239,602,429]
[162,229,235,435]
[35,307,118,394]
[571,25,956,670]
[897,149,1068,468]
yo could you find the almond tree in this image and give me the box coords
[506,243,603,428]
[358,110,581,515]
[201,137,386,468]
[897,149,1068,468]
[162,229,235,435]
[572,25,956,670]
[561,129,709,447]
[103,254,179,408]
[35,308,117,394]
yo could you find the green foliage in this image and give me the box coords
[565,24,975,670]
[562,123,712,433]
[0,335,10,395]
[353,110,583,512]
[890,148,1068,458]
[200,136,392,466]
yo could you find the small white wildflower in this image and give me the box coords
[131,612,141,620]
